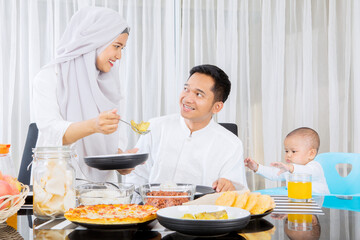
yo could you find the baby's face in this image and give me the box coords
[284,135,314,165]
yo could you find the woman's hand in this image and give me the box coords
[94,108,120,134]
[63,108,120,145]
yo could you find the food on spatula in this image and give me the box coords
[181,210,228,220]
[215,191,275,215]
[130,120,150,133]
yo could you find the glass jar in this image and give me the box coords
[32,146,76,219]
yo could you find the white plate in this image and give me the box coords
[156,205,251,236]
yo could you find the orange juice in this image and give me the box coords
[288,214,312,223]
[288,181,312,200]
[288,214,313,231]
[6,213,17,229]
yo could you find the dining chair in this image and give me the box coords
[18,123,38,185]
[219,123,238,136]
[315,152,360,195]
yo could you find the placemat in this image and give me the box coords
[272,195,324,215]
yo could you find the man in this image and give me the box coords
[126,64,248,192]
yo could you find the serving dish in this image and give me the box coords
[138,183,196,209]
[84,153,148,170]
[157,205,251,236]
[76,182,134,206]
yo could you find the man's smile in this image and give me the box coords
[183,104,195,111]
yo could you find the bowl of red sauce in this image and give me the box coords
[139,183,196,209]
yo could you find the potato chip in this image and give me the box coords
[250,194,272,214]
[232,192,249,209]
[244,193,260,212]
[215,191,238,207]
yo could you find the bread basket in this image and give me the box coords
[0,183,29,223]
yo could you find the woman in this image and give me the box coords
[33,7,132,182]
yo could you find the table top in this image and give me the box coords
[2,195,360,240]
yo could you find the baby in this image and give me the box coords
[244,127,329,194]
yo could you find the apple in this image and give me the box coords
[2,175,21,194]
[0,180,15,210]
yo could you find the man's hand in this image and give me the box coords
[270,162,294,175]
[117,168,134,175]
[116,148,139,175]
[244,158,259,172]
[94,108,120,134]
[212,178,235,192]
[125,148,139,154]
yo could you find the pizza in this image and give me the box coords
[64,204,158,225]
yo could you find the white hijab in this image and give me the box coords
[52,7,129,182]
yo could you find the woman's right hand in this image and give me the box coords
[95,108,120,134]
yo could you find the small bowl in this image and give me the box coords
[76,182,134,206]
[139,183,196,209]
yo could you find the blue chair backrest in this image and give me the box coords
[315,152,360,195]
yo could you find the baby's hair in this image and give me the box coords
[286,127,320,152]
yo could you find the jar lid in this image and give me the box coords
[33,146,72,153]
[0,144,10,154]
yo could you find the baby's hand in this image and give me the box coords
[270,162,293,175]
[244,158,259,172]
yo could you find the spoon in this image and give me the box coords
[119,119,150,135]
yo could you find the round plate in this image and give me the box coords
[69,218,155,230]
[157,205,250,236]
[250,209,273,220]
[84,153,149,170]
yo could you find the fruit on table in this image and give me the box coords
[0,172,22,210]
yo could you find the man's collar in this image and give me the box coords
[179,116,215,136]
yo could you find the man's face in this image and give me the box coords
[96,33,128,73]
[284,135,314,165]
[179,72,221,123]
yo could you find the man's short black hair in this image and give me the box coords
[189,64,231,103]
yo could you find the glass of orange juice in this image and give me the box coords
[288,173,312,202]
[287,214,313,231]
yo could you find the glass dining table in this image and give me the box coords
[2,195,360,240]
